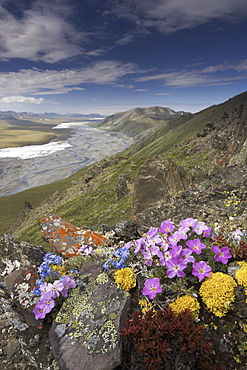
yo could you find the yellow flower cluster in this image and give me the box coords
[235,263,247,295]
[139,298,153,314]
[199,272,237,317]
[52,264,66,275]
[223,191,240,216]
[114,267,136,291]
[52,263,75,277]
[169,294,200,319]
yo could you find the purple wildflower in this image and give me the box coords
[159,236,169,252]
[146,227,159,238]
[33,301,47,320]
[177,226,190,240]
[168,231,183,247]
[162,249,172,263]
[211,245,232,264]
[46,280,64,299]
[150,245,163,258]
[203,227,212,237]
[231,229,244,240]
[186,239,206,255]
[60,276,76,297]
[180,217,197,229]
[124,241,133,249]
[143,249,153,266]
[179,248,195,264]
[33,296,55,320]
[166,257,187,278]
[81,246,93,256]
[39,282,50,295]
[192,261,211,281]
[77,245,88,254]
[142,278,162,300]
[193,221,208,235]
[159,219,175,234]
[134,237,147,254]
[170,245,183,258]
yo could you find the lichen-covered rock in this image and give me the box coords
[49,261,130,370]
[4,266,42,329]
[0,234,46,285]
[40,214,110,258]
[0,275,56,370]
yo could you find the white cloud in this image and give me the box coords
[0,95,43,104]
[110,0,247,34]
[34,87,85,96]
[153,93,172,95]
[0,0,85,63]
[115,84,134,89]
[136,60,247,88]
[0,60,138,96]
[134,89,149,91]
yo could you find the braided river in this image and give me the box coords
[0,121,133,198]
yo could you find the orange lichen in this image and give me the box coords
[40,214,110,258]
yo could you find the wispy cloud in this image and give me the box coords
[0,96,43,104]
[109,0,247,35]
[0,60,139,95]
[153,93,172,95]
[136,59,247,88]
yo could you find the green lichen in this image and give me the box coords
[55,272,129,355]
[96,272,109,284]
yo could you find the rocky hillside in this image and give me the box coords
[93,106,187,136]
[125,90,247,158]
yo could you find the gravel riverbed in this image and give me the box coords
[0,123,133,198]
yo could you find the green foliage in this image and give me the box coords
[0,166,89,235]
[9,156,144,246]
[17,219,51,250]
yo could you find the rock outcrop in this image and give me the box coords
[40,214,110,258]
[132,155,192,217]
[49,261,130,370]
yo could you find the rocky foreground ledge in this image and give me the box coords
[1,213,247,369]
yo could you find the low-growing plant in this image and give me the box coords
[121,307,226,369]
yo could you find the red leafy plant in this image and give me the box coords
[121,307,226,370]
[213,231,247,260]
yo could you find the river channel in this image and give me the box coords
[0,122,133,198]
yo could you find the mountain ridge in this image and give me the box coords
[93,106,188,136]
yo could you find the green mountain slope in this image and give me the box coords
[124,91,247,158]
[93,106,186,136]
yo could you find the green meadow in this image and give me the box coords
[0,116,84,148]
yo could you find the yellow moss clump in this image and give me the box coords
[199,272,237,317]
[139,298,153,314]
[235,264,247,294]
[169,295,200,319]
[114,267,136,291]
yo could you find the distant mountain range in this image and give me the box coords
[0,111,105,118]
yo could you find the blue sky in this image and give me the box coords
[0,0,246,115]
